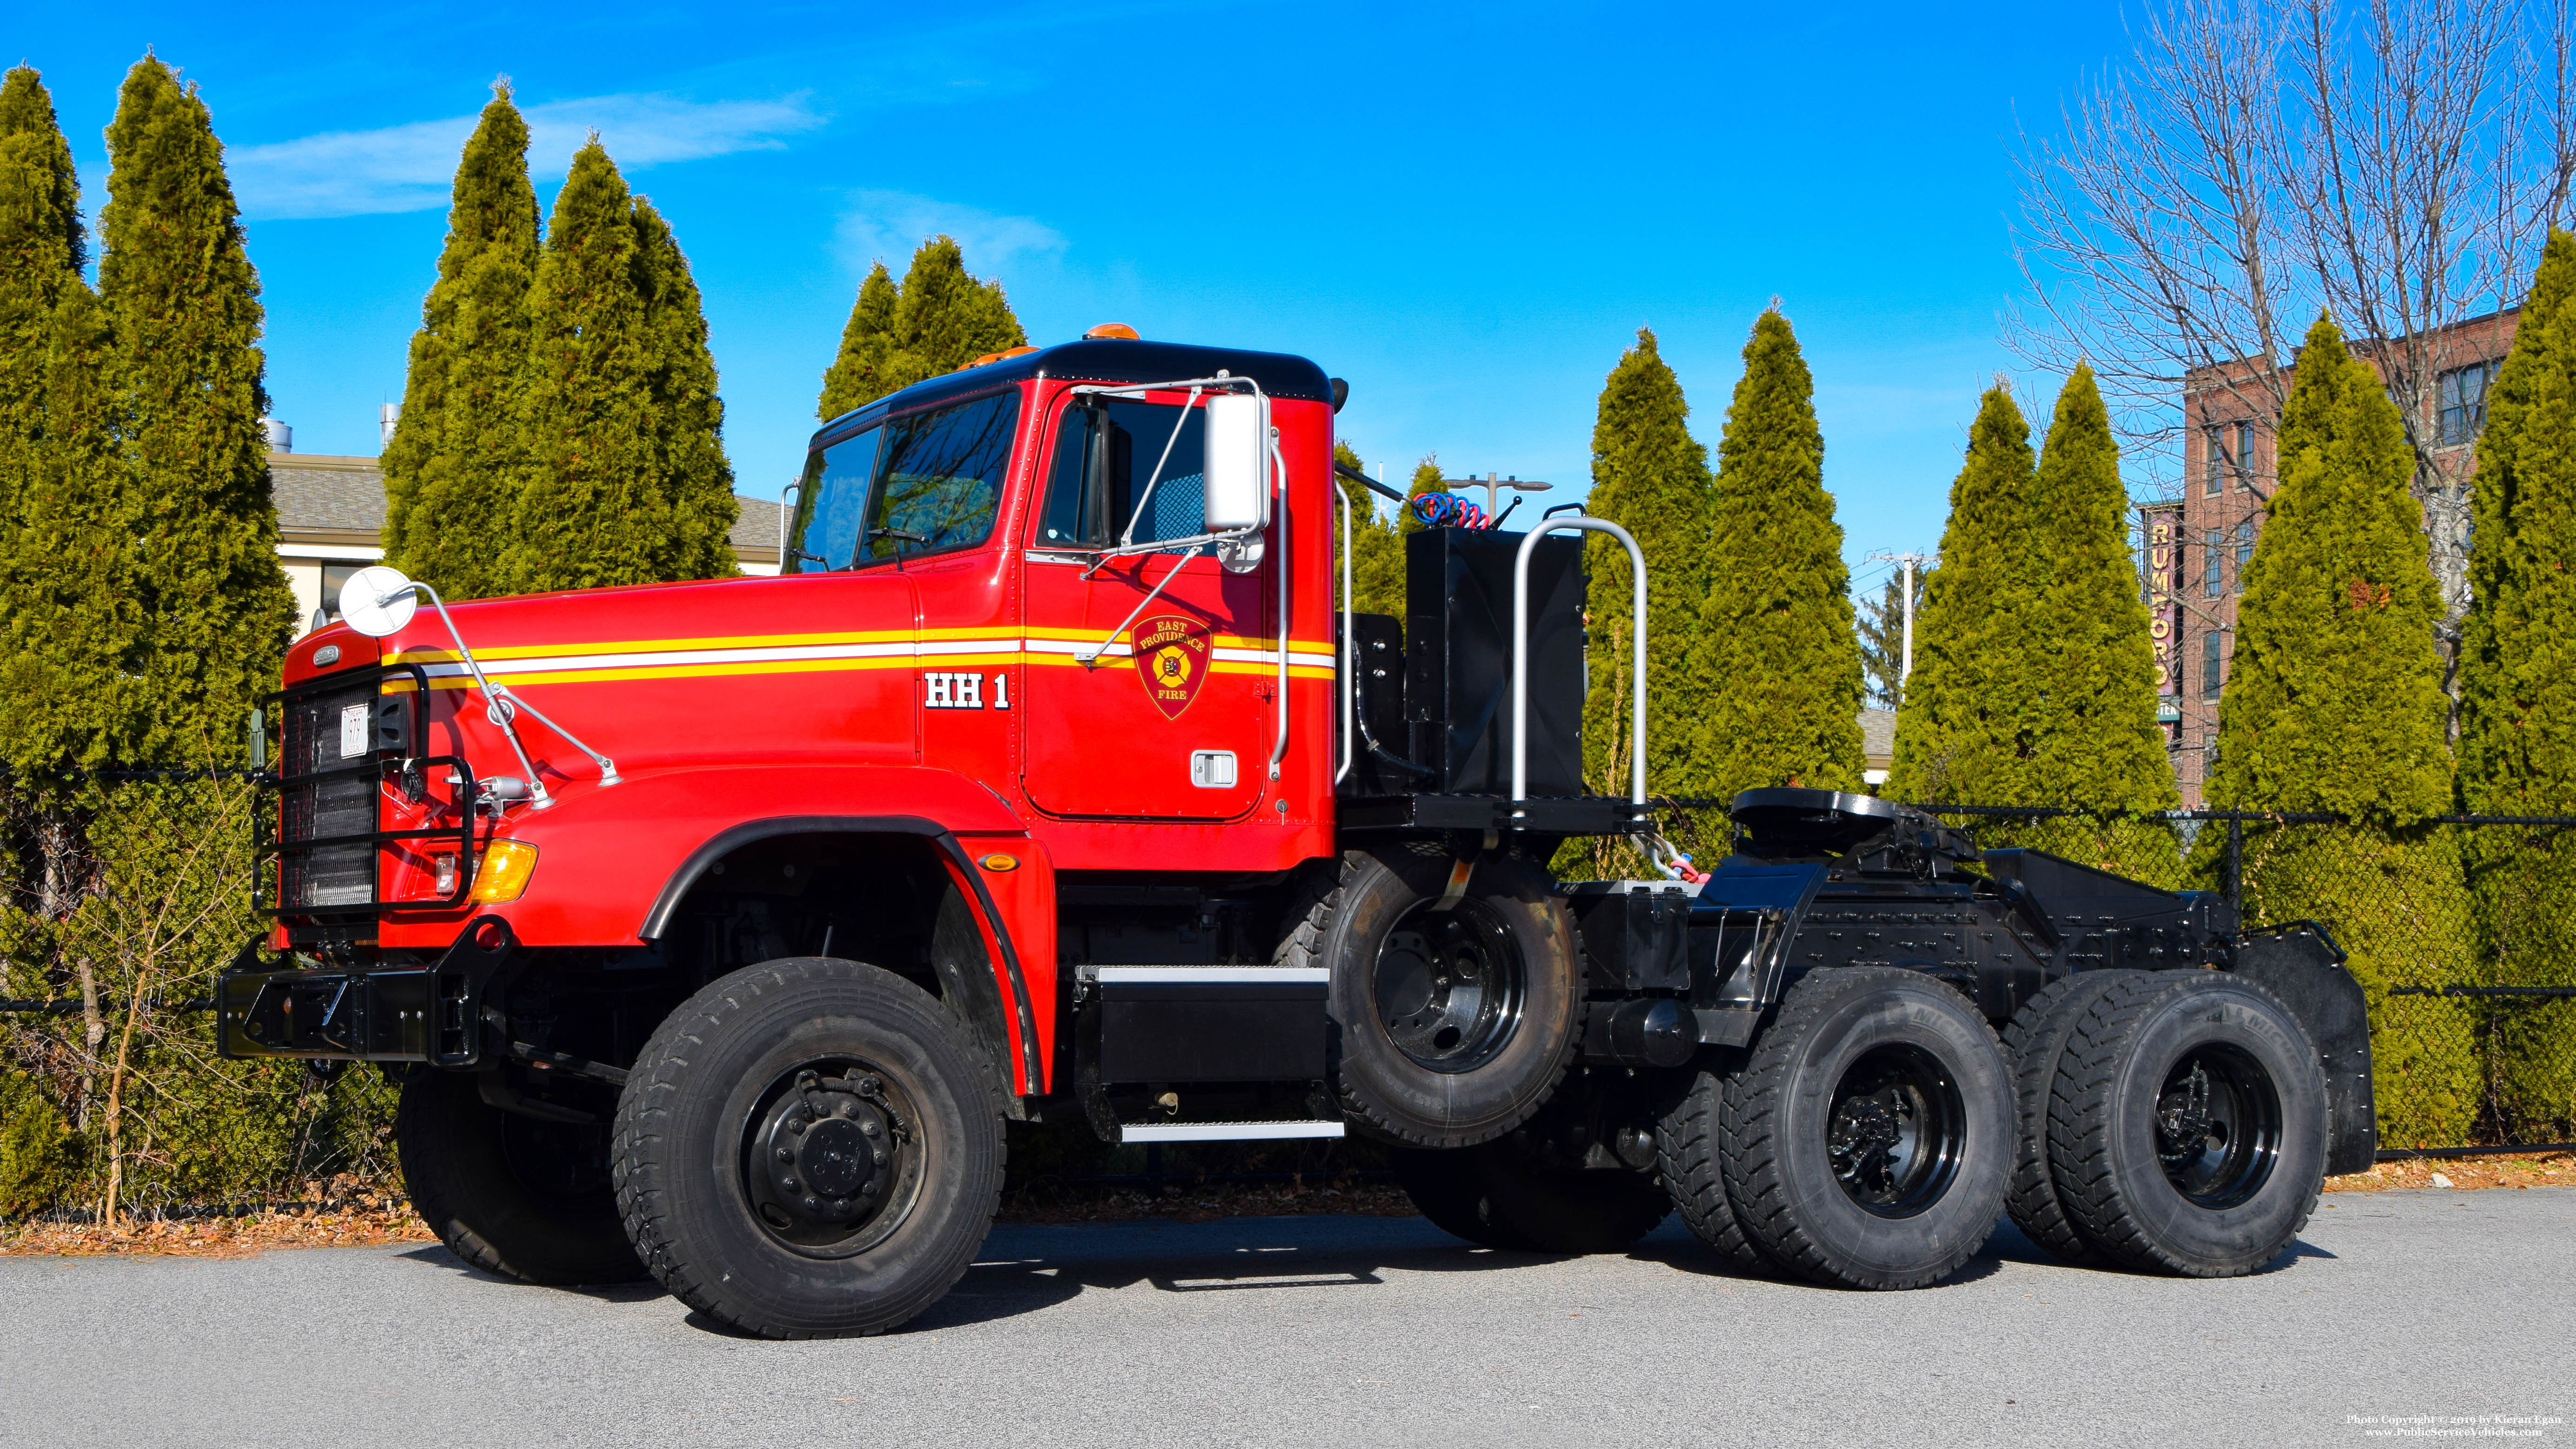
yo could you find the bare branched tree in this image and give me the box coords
[2012,0,2575,624]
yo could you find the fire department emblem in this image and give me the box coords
[1130,614,1213,720]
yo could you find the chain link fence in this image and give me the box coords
[0,772,398,1222]
[5,776,2569,1223]
[1665,799,2576,1155]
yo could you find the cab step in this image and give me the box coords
[1116,1120,1346,1143]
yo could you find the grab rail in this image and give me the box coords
[1511,515,1647,812]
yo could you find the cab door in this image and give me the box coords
[1019,388,1271,820]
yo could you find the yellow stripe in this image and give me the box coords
[390,625,1326,665]
[387,653,1339,689]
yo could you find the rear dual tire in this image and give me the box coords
[2035,971,2325,1277]
[1662,967,2014,1290]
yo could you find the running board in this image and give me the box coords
[1118,1120,1346,1143]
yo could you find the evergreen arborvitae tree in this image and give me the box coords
[1693,308,1864,803]
[1335,441,1404,617]
[1577,328,1713,805]
[816,236,1024,418]
[2211,310,2472,1147]
[2456,228,2576,1133]
[816,261,898,421]
[630,195,738,581]
[380,84,541,601]
[98,55,294,765]
[502,143,736,593]
[0,281,147,777]
[1885,387,2043,804]
[2018,365,2180,879]
[0,66,85,533]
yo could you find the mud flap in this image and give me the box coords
[2229,923,2377,1175]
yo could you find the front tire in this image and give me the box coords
[2047,971,2325,1277]
[1722,967,2013,1290]
[396,1071,645,1286]
[613,957,1003,1339]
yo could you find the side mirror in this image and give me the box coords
[1202,393,1268,532]
[338,564,420,638]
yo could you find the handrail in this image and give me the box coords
[1335,474,1355,784]
[1512,515,1646,810]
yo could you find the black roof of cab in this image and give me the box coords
[808,338,1333,453]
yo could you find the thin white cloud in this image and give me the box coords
[230,92,826,220]
[833,189,1066,277]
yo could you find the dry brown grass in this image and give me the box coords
[2324,1151,2576,1193]
[0,1196,433,1259]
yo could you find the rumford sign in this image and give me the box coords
[2141,502,2182,701]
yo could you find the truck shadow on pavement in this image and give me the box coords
[395,1210,2337,1339]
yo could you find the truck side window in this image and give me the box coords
[1037,398,1206,551]
[785,426,883,573]
[866,391,1021,561]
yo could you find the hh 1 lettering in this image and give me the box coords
[924,671,1008,709]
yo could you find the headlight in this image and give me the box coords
[470,841,539,903]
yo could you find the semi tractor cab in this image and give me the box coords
[222,333,2375,1337]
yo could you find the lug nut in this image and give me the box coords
[783,1177,801,1193]
[861,1121,880,1138]
[873,1149,887,1167]
[789,1120,805,1135]
[778,1147,794,1162]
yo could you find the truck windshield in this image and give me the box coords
[865,392,1021,561]
[786,390,1022,572]
[1038,398,1206,550]
[787,427,881,572]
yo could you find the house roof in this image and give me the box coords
[268,450,783,565]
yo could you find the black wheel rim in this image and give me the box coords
[2154,1043,2281,1210]
[1373,897,1527,1073]
[735,1059,927,1259]
[1825,1043,1967,1219]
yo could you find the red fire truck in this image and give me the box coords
[223,332,2373,1338]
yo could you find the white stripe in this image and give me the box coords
[407,635,1339,679]
[1093,966,1330,984]
[1120,1121,1345,1143]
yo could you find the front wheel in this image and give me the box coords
[613,957,1003,1339]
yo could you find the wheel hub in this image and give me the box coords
[2154,1046,2280,1210]
[743,1065,920,1256]
[1823,1043,1966,1219]
[1373,899,1527,1074]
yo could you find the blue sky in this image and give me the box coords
[15,0,2137,597]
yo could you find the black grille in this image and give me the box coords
[278,677,381,910]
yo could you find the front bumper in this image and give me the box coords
[218,915,517,1066]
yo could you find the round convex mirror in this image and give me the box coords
[338,564,420,638]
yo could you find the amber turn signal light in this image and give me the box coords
[979,852,1020,873]
[471,841,540,903]
[1083,323,1140,340]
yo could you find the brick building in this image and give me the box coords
[2156,308,2518,803]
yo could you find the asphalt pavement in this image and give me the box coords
[1,1188,2567,1449]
